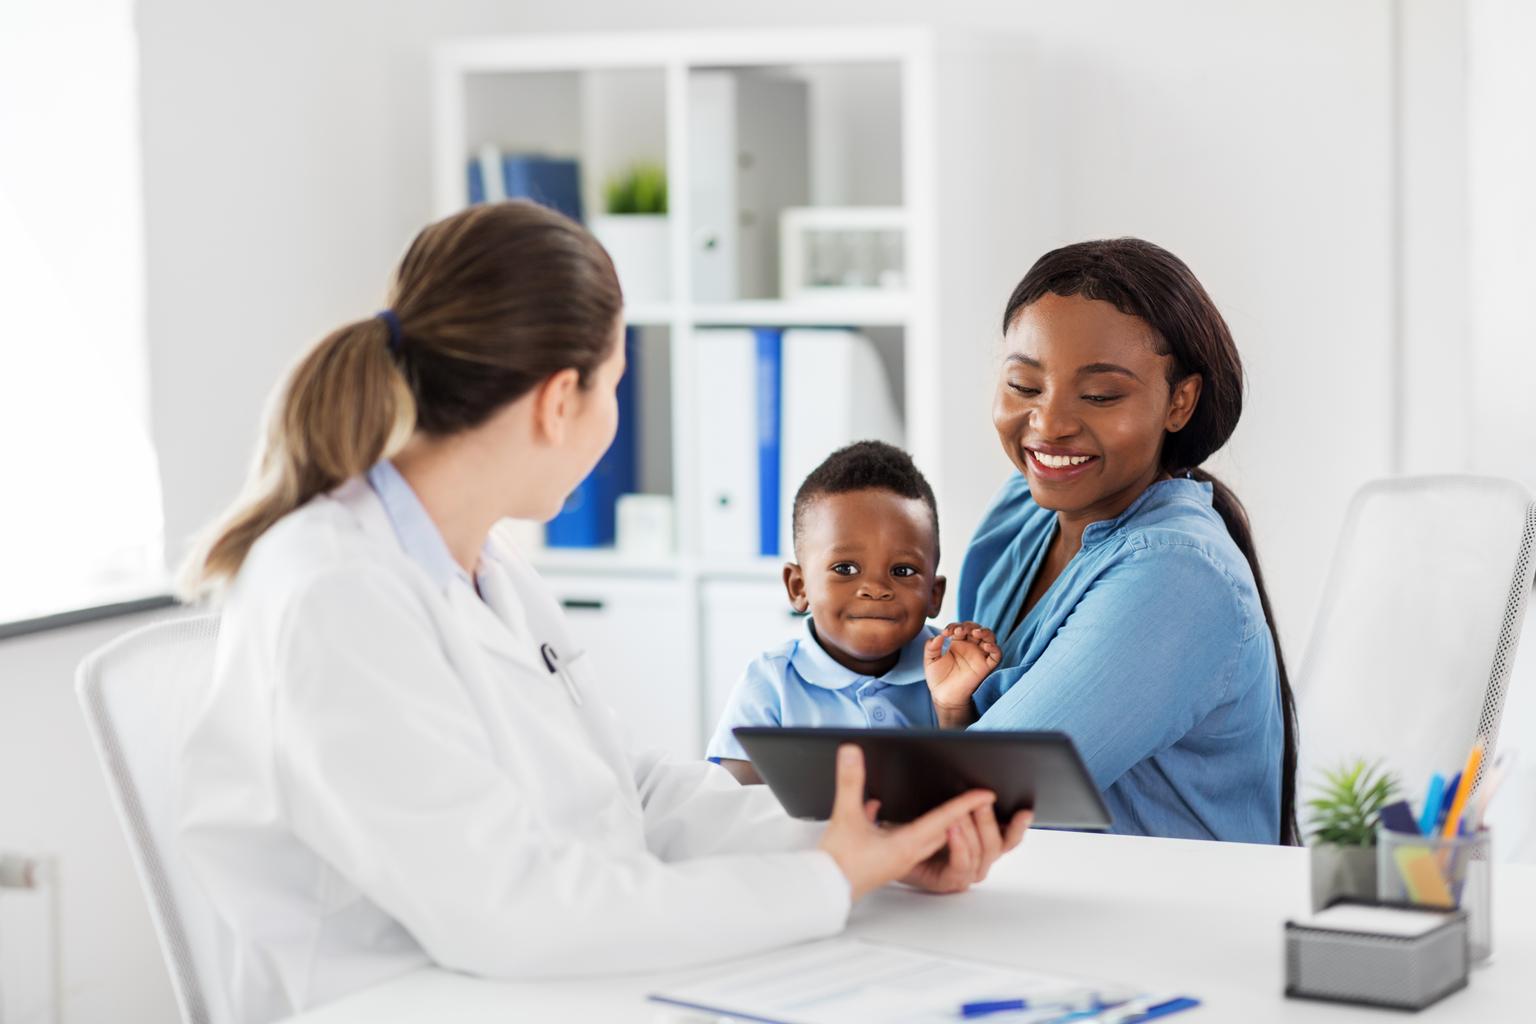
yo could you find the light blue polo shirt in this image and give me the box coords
[706,617,940,761]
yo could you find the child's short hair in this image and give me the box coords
[791,440,939,555]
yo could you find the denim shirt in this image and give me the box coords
[706,617,940,762]
[958,474,1282,843]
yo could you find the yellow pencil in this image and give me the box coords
[1441,743,1484,841]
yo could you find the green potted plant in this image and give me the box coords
[1306,760,1400,910]
[591,162,669,304]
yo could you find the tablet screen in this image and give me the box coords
[733,727,1112,831]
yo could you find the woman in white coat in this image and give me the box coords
[177,200,1029,1023]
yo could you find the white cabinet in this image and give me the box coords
[699,579,803,739]
[437,28,1029,750]
[541,573,697,759]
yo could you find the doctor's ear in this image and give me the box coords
[531,368,583,444]
[782,562,810,614]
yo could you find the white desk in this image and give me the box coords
[284,829,1531,1022]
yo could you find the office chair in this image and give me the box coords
[1485,602,1536,863]
[1296,476,1536,828]
[77,613,231,1024]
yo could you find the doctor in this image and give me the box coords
[177,200,1029,1023]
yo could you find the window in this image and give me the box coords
[0,0,165,624]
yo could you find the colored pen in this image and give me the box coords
[1096,995,1202,1023]
[1441,744,1484,841]
[1417,773,1445,835]
[1473,752,1512,830]
[961,989,1101,1019]
[1434,771,1461,832]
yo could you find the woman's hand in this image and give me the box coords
[924,622,1000,729]
[817,745,999,901]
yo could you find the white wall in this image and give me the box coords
[1468,0,1536,489]
[142,0,1405,663]
[4,0,1522,1018]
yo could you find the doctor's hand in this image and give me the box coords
[924,622,1000,729]
[817,744,1004,902]
[898,802,1032,894]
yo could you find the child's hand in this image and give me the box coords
[924,622,1000,729]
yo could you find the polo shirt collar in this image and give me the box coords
[789,615,930,690]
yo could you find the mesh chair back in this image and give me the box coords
[1297,476,1536,810]
[77,614,230,1024]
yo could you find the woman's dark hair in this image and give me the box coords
[1002,237,1300,845]
[182,200,622,594]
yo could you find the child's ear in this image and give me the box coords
[927,574,947,619]
[782,562,810,614]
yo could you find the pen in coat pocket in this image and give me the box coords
[540,642,583,706]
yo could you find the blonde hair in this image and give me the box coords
[180,201,622,598]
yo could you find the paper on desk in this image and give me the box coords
[1296,903,1453,938]
[648,937,1109,1024]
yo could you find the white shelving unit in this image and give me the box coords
[433,28,1028,758]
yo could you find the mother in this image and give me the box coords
[932,239,1297,845]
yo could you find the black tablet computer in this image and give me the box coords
[733,727,1112,831]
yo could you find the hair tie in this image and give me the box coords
[375,309,403,355]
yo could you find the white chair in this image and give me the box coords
[1297,476,1536,821]
[1487,597,1536,863]
[77,614,232,1024]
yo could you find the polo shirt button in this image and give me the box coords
[872,707,887,722]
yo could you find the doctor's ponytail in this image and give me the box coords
[180,200,622,597]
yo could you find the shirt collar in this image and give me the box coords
[1081,475,1214,546]
[789,615,931,690]
[365,459,480,593]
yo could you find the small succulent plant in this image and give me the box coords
[603,163,668,215]
[1306,759,1400,847]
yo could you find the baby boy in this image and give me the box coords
[707,440,1000,784]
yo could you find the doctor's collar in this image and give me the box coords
[365,460,488,593]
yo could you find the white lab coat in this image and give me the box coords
[177,478,850,1024]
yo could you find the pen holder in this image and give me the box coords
[1376,826,1492,962]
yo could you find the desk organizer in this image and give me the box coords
[1378,826,1493,961]
[1285,901,1469,1011]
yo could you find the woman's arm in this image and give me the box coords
[971,542,1249,791]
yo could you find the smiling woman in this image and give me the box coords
[946,238,1298,846]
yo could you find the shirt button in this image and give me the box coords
[871,707,887,723]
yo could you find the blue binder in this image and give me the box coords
[503,156,583,222]
[467,157,490,205]
[466,151,584,224]
[546,328,637,547]
[754,328,783,557]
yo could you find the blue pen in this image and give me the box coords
[1434,771,1460,832]
[1418,774,1446,835]
[1127,997,1202,1021]
[961,993,1108,1019]
[961,999,1029,1018]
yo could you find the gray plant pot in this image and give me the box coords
[1309,843,1379,911]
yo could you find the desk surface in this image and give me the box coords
[285,829,1531,1022]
